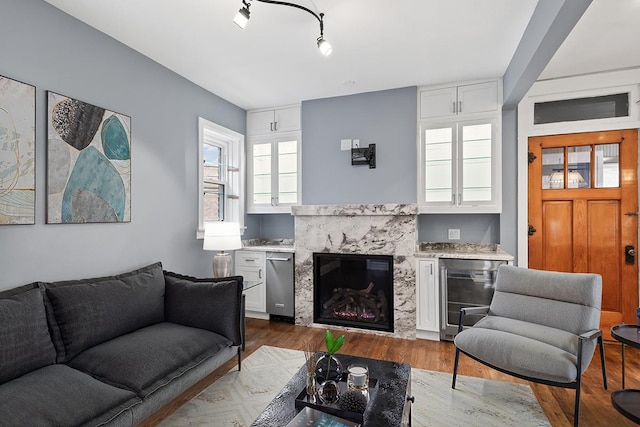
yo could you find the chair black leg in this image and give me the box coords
[573,376,581,427]
[238,347,242,371]
[452,347,461,389]
[598,336,607,389]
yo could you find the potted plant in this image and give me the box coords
[315,329,346,384]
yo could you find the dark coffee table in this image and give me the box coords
[251,353,412,426]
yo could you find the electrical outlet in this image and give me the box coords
[340,139,352,151]
[352,139,360,149]
[448,229,460,240]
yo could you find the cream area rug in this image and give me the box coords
[160,345,550,426]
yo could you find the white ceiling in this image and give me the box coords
[540,0,640,80]
[43,0,640,110]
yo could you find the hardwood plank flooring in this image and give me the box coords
[140,319,640,426]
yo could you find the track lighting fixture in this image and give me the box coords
[233,0,332,56]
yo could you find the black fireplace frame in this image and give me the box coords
[313,252,394,333]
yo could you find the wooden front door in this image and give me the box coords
[528,129,638,339]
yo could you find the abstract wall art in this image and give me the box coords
[47,92,131,223]
[0,75,35,225]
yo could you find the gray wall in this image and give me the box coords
[0,0,245,290]
[301,87,418,205]
[417,214,500,243]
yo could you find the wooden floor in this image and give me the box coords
[141,318,640,426]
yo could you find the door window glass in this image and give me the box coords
[542,148,564,189]
[568,146,591,188]
[595,144,619,188]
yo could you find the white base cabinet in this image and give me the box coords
[416,258,440,341]
[235,250,267,317]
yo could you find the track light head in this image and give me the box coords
[317,37,332,56]
[234,3,250,29]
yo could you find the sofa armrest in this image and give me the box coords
[163,271,244,347]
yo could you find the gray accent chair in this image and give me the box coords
[452,265,607,427]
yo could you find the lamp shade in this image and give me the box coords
[203,222,242,251]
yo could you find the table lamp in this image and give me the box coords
[203,222,242,277]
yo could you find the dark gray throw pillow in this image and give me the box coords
[0,287,56,384]
[43,262,165,362]
[164,272,242,346]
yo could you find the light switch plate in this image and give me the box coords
[341,139,352,151]
[448,229,460,240]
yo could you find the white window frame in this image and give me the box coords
[197,117,245,238]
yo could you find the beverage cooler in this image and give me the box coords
[439,258,506,341]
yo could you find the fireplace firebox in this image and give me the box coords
[313,253,394,333]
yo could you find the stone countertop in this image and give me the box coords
[416,242,514,261]
[239,238,295,253]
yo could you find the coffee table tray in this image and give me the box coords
[294,375,378,424]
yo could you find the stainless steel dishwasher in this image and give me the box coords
[439,258,506,341]
[266,251,294,322]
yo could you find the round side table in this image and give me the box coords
[611,324,640,424]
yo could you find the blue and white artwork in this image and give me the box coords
[47,92,131,223]
[0,75,35,225]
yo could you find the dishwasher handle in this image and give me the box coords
[266,256,291,262]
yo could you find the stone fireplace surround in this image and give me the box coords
[292,204,418,339]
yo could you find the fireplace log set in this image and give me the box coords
[322,282,388,323]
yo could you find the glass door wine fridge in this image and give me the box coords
[439,258,506,341]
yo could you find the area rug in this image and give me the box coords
[159,345,550,426]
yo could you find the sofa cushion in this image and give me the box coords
[455,326,581,383]
[0,286,56,385]
[42,262,165,362]
[164,271,243,345]
[67,322,233,398]
[0,364,140,427]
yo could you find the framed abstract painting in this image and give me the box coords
[47,92,131,223]
[0,75,35,225]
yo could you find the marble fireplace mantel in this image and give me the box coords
[292,204,418,339]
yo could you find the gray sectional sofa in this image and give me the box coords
[0,262,244,427]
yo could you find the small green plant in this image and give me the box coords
[325,329,345,355]
[318,330,346,382]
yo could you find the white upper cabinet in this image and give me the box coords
[420,81,498,119]
[418,80,502,213]
[247,106,301,135]
[246,105,302,213]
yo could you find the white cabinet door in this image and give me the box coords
[247,106,301,135]
[420,81,498,119]
[419,117,500,213]
[247,134,301,213]
[458,81,498,115]
[419,87,457,119]
[236,251,266,313]
[416,259,439,336]
[274,106,300,133]
[247,110,275,135]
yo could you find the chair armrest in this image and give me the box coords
[164,271,244,346]
[578,329,602,342]
[457,306,490,333]
[461,306,490,316]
